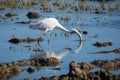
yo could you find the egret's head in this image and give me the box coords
[70,28,82,42]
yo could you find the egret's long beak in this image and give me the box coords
[70,28,82,43]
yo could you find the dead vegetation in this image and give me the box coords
[0,0,119,12]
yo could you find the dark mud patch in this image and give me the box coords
[0,57,60,79]
[91,58,120,70]
[92,41,113,47]
[89,48,120,54]
[27,67,35,74]
[8,37,44,44]
[5,12,18,18]
[39,61,120,80]
[15,21,32,24]
[93,10,108,14]
[82,31,88,35]
[26,11,41,19]
[33,48,44,52]
[112,48,120,53]
[49,67,61,71]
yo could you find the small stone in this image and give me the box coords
[27,67,35,74]
[26,12,41,19]
[83,31,88,35]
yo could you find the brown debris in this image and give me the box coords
[112,48,120,53]
[15,21,32,24]
[5,12,18,18]
[91,58,120,70]
[8,37,44,44]
[90,48,120,54]
[92,41,113,47]
[49,67,61,71]
[26,11,41,19]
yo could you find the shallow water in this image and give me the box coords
[0,1,120,80]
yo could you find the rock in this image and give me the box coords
[5,12,18,17]
[26,12,41,19]
[27,67,35,73]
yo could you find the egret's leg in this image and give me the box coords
[48,31,50,43]
[37,38,41,47]
[37,33,44,47]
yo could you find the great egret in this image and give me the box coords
[30,18,82,41]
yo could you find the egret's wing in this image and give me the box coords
[30,21,44,29]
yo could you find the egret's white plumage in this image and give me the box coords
[30,18,82,41]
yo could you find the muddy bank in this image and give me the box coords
[90,48,120,54]
[91,58,120,70]
[0,57,60,79]
[92,41,113,47]
[0,58,119,80]
[8,37,43,43]
[39,61,120,80]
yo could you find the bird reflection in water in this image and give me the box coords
[30,40,82,60]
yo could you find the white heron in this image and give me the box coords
[30,18,82,42]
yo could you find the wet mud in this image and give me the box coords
[38,60,120,80]
[0,57,60,79]
[92,41,113,47]
[91,58,120,70]
[15,21,32,24]
[0,56,119,80]
[5,12,18,18]
[8,37,44,44]
[90,48,120,54]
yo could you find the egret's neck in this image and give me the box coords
[57,24,69,32]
